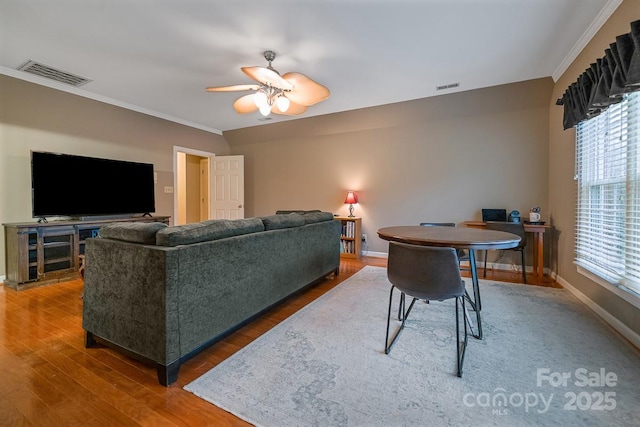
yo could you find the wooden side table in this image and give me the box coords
[464,221,550,284]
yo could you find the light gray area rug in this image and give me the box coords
[185,266,640,426]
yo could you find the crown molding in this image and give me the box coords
[0,66,223,135]
[551,0,623,82]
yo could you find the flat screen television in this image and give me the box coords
[31,151,155,219]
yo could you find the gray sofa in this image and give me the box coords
[82,211,340,386]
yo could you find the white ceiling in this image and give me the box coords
[0,0,619,133]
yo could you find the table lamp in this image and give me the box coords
[344,191,358,217]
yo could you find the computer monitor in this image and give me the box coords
[482,208,507,222]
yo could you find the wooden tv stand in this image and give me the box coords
[3,216,170,290]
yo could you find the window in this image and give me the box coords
[575,92,640,297]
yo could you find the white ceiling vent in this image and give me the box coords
[436,82,460,91]
[17,60,92,87]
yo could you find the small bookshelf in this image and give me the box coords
[335,216,362,259]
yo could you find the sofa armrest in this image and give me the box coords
[82,238,180,366]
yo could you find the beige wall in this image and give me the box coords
[0,74,229,277]
[549,0,640,336]
[226,78,553,258]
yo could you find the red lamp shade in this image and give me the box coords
[344,191,358,204]
[344,191,358,217]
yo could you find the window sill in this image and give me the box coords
[576,265,640,310]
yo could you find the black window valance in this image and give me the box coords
[557,19,640,130]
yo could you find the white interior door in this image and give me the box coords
[211,155,244,219]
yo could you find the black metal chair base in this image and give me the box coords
[385,286,468,377]
[386,288,417,354]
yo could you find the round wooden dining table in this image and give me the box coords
[377,225,521,339]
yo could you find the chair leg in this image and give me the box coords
[521,249,527,284]
[385,286,396,354]
[385,287,417,355]
[456,296,469,377]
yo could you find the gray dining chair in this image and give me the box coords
[483,221,527,283]
[385,242,468,377]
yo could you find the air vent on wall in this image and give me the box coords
[17,60,92,87]
[436,82,460,91]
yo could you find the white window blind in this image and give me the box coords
[575,92,640,295]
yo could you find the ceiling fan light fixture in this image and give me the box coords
[276,95,290,112]
[206,50,329,117]
[259,104,272,116]
[254,90,268,108]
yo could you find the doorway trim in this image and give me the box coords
[173,146,216,225]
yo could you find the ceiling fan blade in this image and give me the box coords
[242,66,293,90]
[282,72,330,106]
[206,84,259,92]
[233,94,259,114]
[272,99,307,116]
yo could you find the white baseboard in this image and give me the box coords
[361,250,387,258]
[481,261,550,275]
[0,275,5,283]
[555,273,640,350]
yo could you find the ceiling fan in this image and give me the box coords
[206,50,330,117]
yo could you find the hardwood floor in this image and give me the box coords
[0,256,557,426]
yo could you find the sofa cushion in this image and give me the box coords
[260,214,305,230]
[156,218,264,247]
[275,209,321,215]
[300,211,335,224]
[98,222,168,245]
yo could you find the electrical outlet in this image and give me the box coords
[362,233,367,243]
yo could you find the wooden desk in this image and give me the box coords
[464,221,550,284]
[378,225,520,339]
